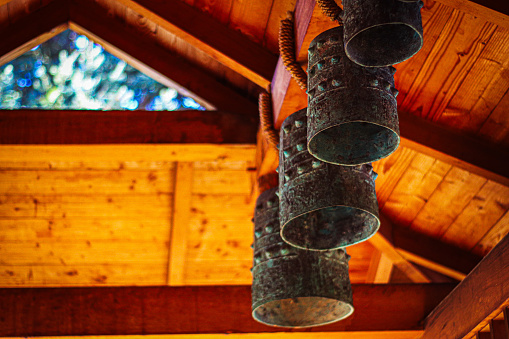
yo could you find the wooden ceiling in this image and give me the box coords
[0,0,508,337]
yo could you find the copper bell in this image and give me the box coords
[252,187,354,327]
[307,27,399,165]
[279,108,379,251]
[342,0,424,67]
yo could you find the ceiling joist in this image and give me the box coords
[0,110,257,144]
[423,232,509,338]
[114,0,278,88]
[0,283,455,336]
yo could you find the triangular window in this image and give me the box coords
[0,30,207,110]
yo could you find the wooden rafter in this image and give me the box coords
[113,0,278,88]
[423,232,509,338]
[0,284,455,336]
[380,214,482,281]
[0,110,257,144]
[0,0,69,66]
[68,0,258,116]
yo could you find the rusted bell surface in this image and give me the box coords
[343,0,424,67]
[252,187,354,328]
[307,27,400,165]
[279,108,379,251]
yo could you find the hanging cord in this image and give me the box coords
[316,0,344,24]
[279,12,308,91]
[259,88,279,150]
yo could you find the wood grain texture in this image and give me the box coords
[423,233,509,339]
[69,0,259,115]
[0,0,68,66]
[0,110,257,144]
[0,284,455,336]
[113,0,277,87]
[168,162,193,285]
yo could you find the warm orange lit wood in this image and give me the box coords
[423,233,509,338]
[0,284,455,336]
[113,0,278,88]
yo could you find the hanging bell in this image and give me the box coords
[279,108,379,251]
[307,26,399,165]
[252,187,354,327]
[342,0,424,67]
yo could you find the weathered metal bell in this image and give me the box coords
[279,108,379,251]
[252,187,354,328]
[342,0,424,67]
[307,27,400,165]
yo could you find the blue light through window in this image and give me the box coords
[0,30,206,111]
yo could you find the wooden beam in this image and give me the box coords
[0,284,455,336]
[168,162,194,286]
[0,110,257,144]
[270,0,315,128]
[391,223,482,281]
[113,0,277,88]
[2,332,426,339]
[366,250,394,283]
[398,112,509,188]
[368,233,431,283]
[0,144,256,163]
[68,0,258,116]
[436,0,509,28]
[0,0,69,66]
[423,232,509,339]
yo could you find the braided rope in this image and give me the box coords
[317,0,343,24]
[259,90,279,150]
[279,12,308,91]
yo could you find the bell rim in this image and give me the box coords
[344,22,424,67]
[251,297,355,328]
[279,204,381,251]
[307,120,401,166]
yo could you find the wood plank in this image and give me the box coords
[0,263,167,286]
[0,169,173,194]
[478,89,509,148]
[411,167,487,238]
[263,0,298,53]
[423,233,509,339]
[0,145,256,163]
[436,0,509,27]
[193,169,253,194]
[366,250,393,284]
[368,233,430,283]
[0,333,425,339]
[168,162,193,286]
[113,0,277,87]
[0,219,170,242]
[473,211,509,256]
[490,319,508,339]
[0,284,455,336]
[441,181,509,251]
[228,0,272,45]
[0,0,68,66]
[0,241,169,265]
[0,194,172,219]
[0,110,257,144]
[69,0,259,116]
[398,112,509,187]
[270,0,315,128]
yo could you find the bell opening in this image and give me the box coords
[345,23,423,67]
[253,296,354,328]
[308,121,399,165]
[281,206,379,251]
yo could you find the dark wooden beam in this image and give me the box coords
[423,232,509,338]
[380,214,482,281]
[69,0,259,117]
[270,0,315,128]
[114,0,278,88]
[0,110,257,144]
[399,112,509,187]
[0,284,454,336]
[0,0,69,66]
